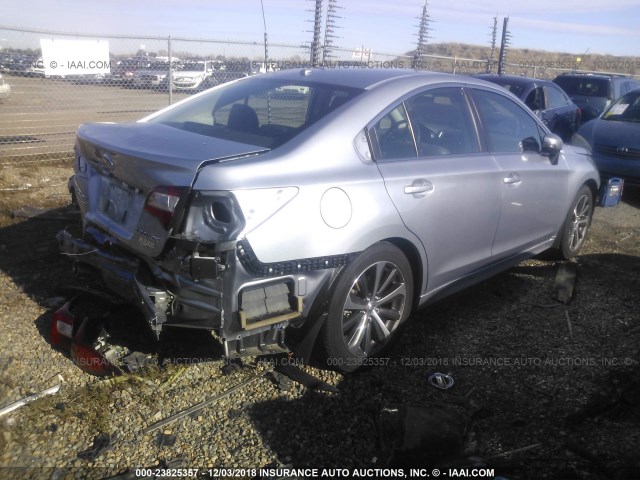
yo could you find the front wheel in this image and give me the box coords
[323,242,413,373]
[557,185,594,259]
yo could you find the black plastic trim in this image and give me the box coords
[236,239,359,277]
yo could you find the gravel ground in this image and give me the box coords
[0,159,639,480]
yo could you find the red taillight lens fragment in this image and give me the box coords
[50,302,75,351]
[144,186,185,228]
[70,342,119,377]
[71,318,121,377]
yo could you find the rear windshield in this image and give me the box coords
[483,79,526,98]
[553,77,609,97]
[147,77,363,148]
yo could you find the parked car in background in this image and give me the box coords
[8,56,38,76]
[574,88,640,185]
[0,73,10,100]
[28,58,46,77]
[553,73,640,123]
[133,59,180,89]
[57,69,600,373]
[171,60,215,91]
[67,73,111,85]
[112,57,152,85]
[474,74,581,141]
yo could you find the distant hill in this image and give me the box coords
[405,42,639,78]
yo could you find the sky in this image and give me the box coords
[1,0,639,59]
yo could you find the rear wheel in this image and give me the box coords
[323,242,413,373]
[557,185,593,259]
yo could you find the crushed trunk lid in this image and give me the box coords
[75,122,268,257]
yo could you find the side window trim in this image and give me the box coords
[368,102,417,162]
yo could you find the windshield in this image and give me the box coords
[553,77,609,97]
[147,77,363,148]
[602,90,640,122]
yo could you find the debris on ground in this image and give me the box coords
[77,432,114,461]
[273,364,339,394]
[0,384,61,417]
[554,262,577,304]
[154,432,177,448]
[142,370,272,434]
[377,402,471,467]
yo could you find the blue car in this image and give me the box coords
[575,88,640,185]
[474,74,581,141]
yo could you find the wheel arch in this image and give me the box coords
[383,236,425,309]
[583,178,599,203]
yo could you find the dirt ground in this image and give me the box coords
[0,158,639,479]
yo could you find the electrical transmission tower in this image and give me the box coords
[308,0,323,66]
[307,0,343,67]
[322,0,343,64]
[497,17,511,75]
[486,16,497,73]
[412,0,432,70]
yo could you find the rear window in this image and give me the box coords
[148,77,363,148]
[487,80,526,98]
[553,76,610,97]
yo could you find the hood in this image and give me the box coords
[76,122,268,191]
[587,119,640,149]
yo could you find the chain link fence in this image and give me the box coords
[1,25,638,163]
[0,26,314,163]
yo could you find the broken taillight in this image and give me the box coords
[71,319,120,377]
[144,186,186,228]
[70,342,118,377]
[50,301,75,351]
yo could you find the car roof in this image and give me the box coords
[259,67,493,91]
[553,73,630,81]
[473,74,551,87]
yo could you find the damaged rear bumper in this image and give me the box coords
[56,227,334,359]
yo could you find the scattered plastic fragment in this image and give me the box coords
[77,432,113,461]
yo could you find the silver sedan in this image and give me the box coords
[58,68,599,372]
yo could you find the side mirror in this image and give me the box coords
[541,133,563,165]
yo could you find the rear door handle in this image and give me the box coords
[503,172,522,185]
[404,179,434,197]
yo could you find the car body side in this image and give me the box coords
[60,69,600,361]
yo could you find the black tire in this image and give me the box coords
[557,185,594,259]
[323,242,413,373]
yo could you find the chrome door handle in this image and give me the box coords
[503,173,522,185]
[404,180,434,196]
